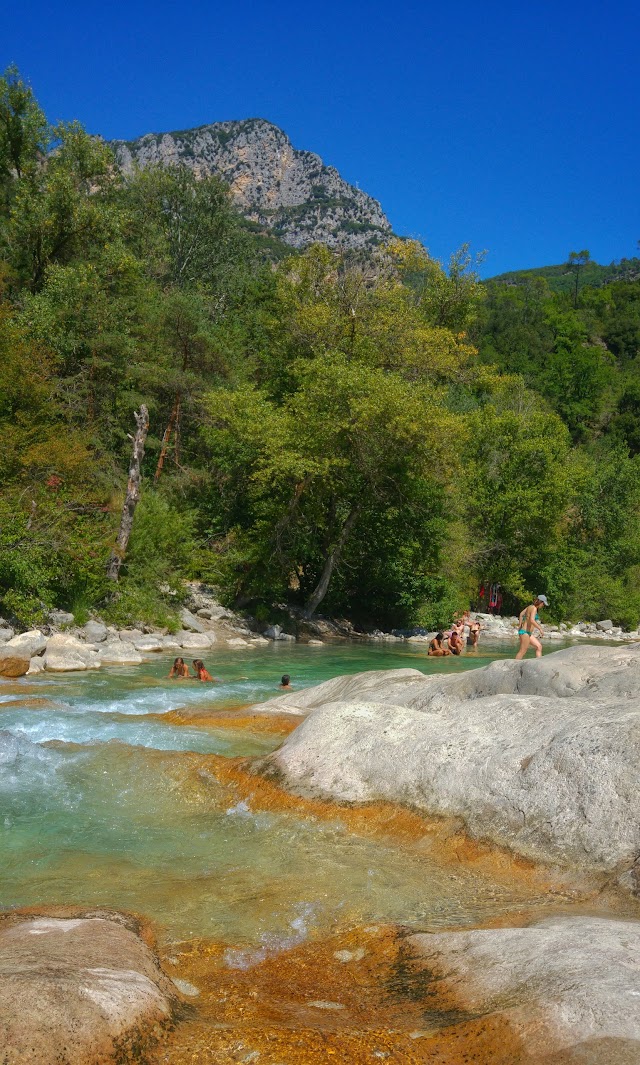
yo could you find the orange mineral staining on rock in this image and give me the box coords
[152,925,529,1064]
[195,754,581,897]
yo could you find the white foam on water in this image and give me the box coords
[223,903,317,970]
[0,708,275,755]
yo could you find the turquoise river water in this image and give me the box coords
[0,640,579,952]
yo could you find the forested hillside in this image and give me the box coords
[1,69,640,631]
[488,255,640,295]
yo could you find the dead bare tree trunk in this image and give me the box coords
[154,395,180,483]
[107,405,149,582]
[303,504,359,618]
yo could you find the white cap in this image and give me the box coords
[536,594,549,605]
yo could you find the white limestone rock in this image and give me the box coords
[99,641,143,665]
[0,915,176,1064]
[132,636,165,653]
[6,630,47,657]
[179,632,213,650]
[44,634,101,672]
[179,608,207,633]
[0,648,30,678]
[407,916,640,1064]
[83,620,108,643]
[265,646,640,876]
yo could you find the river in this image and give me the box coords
[0,639,625,1062]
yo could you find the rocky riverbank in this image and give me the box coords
[258,644,640,886]
[1,581,638,677]
[0,585,276,677]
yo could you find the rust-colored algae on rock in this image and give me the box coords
[160,706,299,735]
[193,753,586,898]
[151,925,529,1064]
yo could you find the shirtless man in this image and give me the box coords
[448,629,464,655]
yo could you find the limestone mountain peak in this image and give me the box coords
[112,118,392,251]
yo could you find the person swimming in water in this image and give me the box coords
[279,674,292,689]
[515,595,548,660]
[168,657,189,678]
[192,659,217,682]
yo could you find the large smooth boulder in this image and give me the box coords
[83,620,108,643]
[99,640,143,665]
[253,667,426,717]
[265,646,640,876]
[6,630,47,657]
[0,621,15,642]
[44,634,101,672]
[0,915,176,1063]
[132,635,165,652]
[179,631,213,650]
[407,916,640,1064]
[0,648,30,678]
[179,608,207,633]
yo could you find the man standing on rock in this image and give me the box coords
[515,595,548,659]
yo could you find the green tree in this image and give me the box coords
[567,249,591,309]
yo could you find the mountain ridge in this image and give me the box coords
[112,117,392,252]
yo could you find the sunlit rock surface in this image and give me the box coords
[265,646,640,876]
[0,915,176,1063]
[0,648,29,677]
[408,916,640,1064]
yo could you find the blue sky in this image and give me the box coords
[3,0,639,275]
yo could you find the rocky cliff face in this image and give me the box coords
[112,118,391,251]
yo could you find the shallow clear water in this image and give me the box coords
[0,641,574,948]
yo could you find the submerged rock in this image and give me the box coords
[264,646,640,878]
[0,914,176,1063]
[407,916,640,1064]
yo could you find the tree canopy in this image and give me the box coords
[2,67,640,630]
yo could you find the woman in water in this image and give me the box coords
[467,618,481,649]
[168,657,189,678]
[192,659,216,682]
[515,595,548,660]
[428,633,451,657]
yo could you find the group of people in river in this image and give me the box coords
[168,658,216,682]
[428,595,549,660]
[428,611,481,657]
[168,658,295,689]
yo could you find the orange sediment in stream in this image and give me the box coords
[152,924,532,1064]
[159,706,299,736]
[193,752,586,897]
